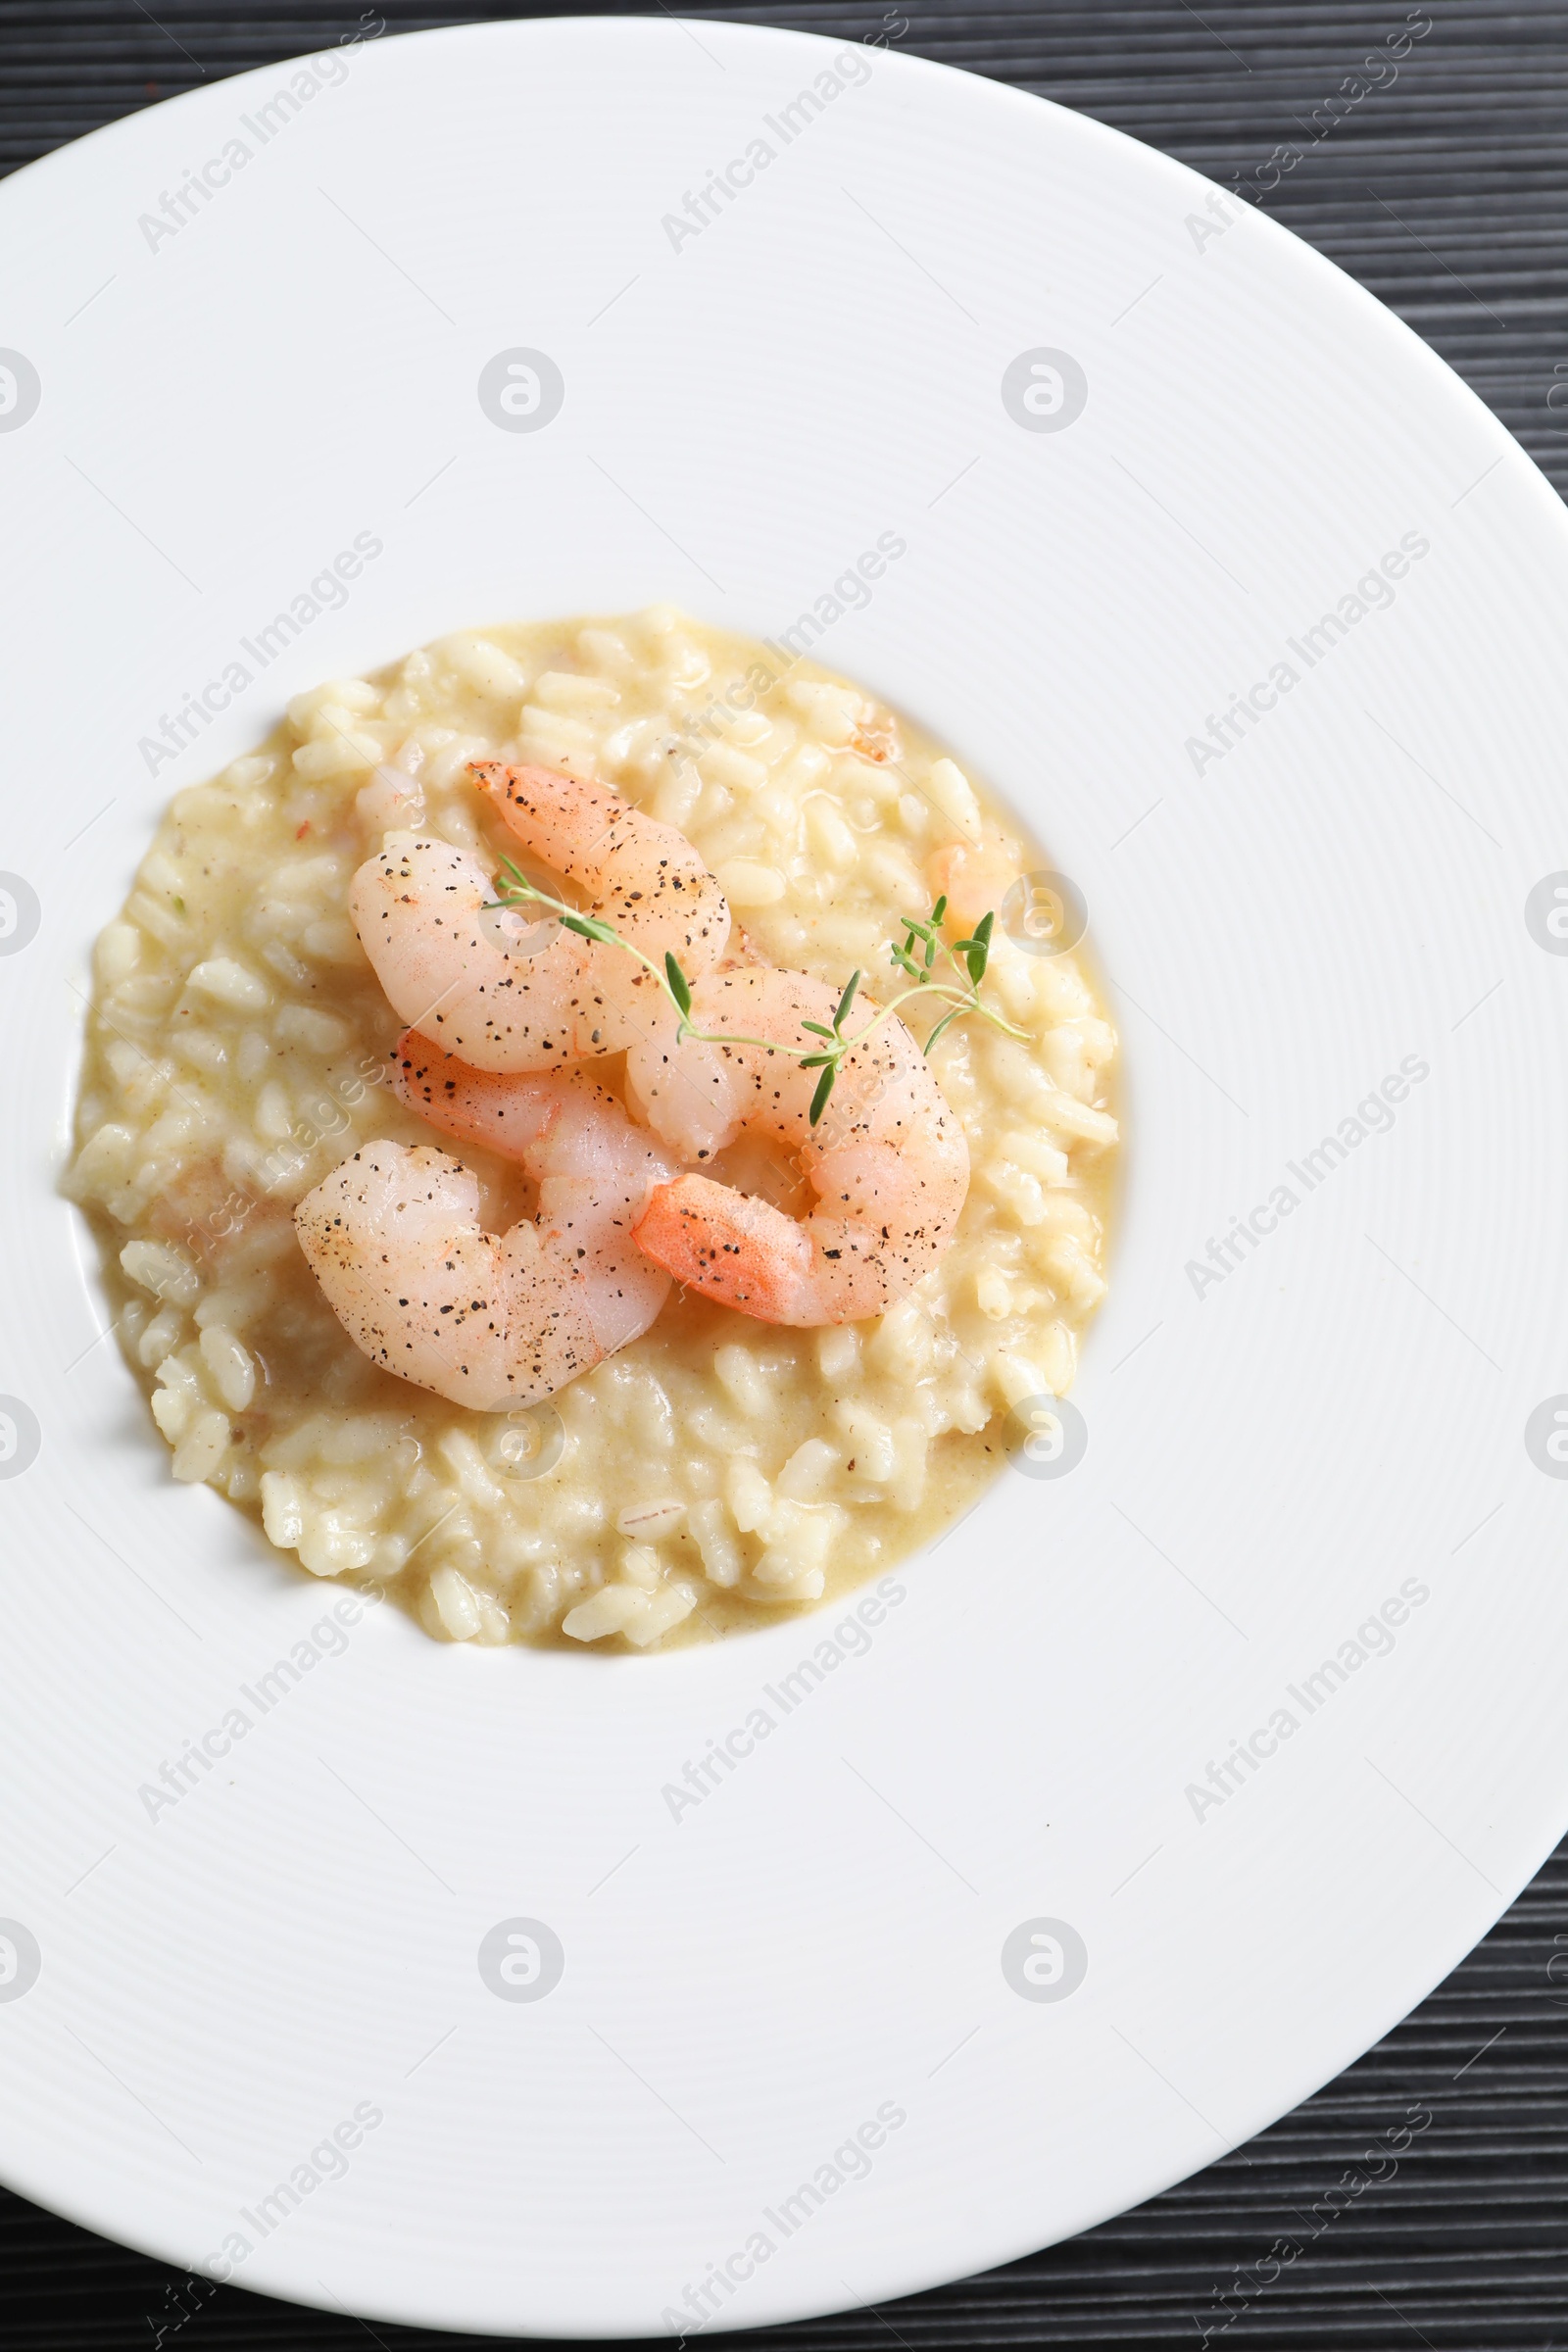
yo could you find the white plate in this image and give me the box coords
[3,16,1567,2338]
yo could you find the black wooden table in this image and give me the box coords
[3,3,1566,2343]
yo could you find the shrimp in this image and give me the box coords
[294,1055,679,1409]
[349,761,730,1073]
[624,969,969,1325]
[926,831,1021,930]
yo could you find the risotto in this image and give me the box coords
[67,610,1119,1649]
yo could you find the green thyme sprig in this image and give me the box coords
[889,896,1001,1053]
[797,970,864,1125]
[483,859,1026,1125]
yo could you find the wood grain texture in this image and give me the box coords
[2,2,1565,2343]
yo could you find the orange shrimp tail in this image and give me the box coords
[469,760,625,863]
[633,1176,813,1325]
